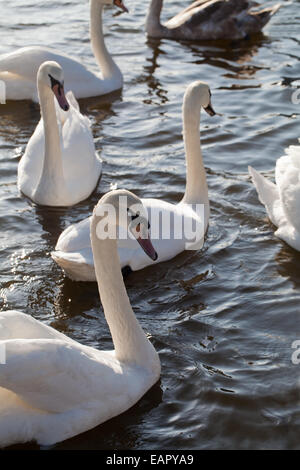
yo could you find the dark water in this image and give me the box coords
[0,0,300,450]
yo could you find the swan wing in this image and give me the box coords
[0,47,46,78]
[249,162,300,251]
[0,47,99,84]
[165,0,277,38]
[0,71,38,101]
[0,335,127,414]
[55,216,92,253]
[17,119,45,198]
[275,147,300,233]
[52,216,95,281]
[0,337,153,447]
[0,311,75,343]
[0,47,103,100]
[61,94,102,197]
[166,0,250,28]
[248,166,285,228]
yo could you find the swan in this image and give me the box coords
[146,0,281,41]
[52,80,215,281]
[0,0,128,102]
[0,190,160,448]
[249,142,300,251]
[18,61,102,207]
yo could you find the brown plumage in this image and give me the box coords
[146,0,281,41]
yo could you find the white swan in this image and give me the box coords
[52,81,215,281]
[249,141,300,251]
[18,61,102,207]
[0,190,160,448]
[0,0,128,102]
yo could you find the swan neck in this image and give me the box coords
[90,214,158,368]
[90,0,121,81]
[35,81,65,202]
[182,103,209,216]
[146,0,168,37]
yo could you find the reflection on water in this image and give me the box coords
[34,206,70,246]
[275,245,300,289]
[143,39,169,106]
[185,34,267,71]
[0,0,299,450]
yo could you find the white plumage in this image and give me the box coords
[249,141,300,250]
[53,198,204,281]
[18,62,102,207]
[52,81,215,280]
[0,191,161,448]
[0,0,125,102]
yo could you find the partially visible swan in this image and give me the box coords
[52,81,215,281]
[0,0,128,102]
[249,142,300,251]
[146,0,281,41]
[18,61,102,207]
[0,190,160,448]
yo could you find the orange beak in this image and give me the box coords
[113,0,129,13]
[52,83,69,112]
[137,235,158,261]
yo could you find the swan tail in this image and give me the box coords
[51,251,96,282]
[268,3,281,17]
[248,165,281,227]
[249,3,281,28]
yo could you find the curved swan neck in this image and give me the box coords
[90,213,158,367]
[146,0,169,37]
[181,98,209,216]
[34,80,66,203]
[90,0,122,81]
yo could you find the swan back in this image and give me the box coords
[147,0,281,41]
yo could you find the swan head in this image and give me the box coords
[101,0,128,13]
[37,61,70,112]
[184,81,216,118]
[93,190,158,261]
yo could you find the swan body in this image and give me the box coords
[0,190,160,447]
[0,0,127,102]
[18,62,102,207]
[249,142,300,251]
[146,0,281,41]
[53,198,204,281]
[52,81,215,281]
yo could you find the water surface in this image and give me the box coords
[0,0,299,450]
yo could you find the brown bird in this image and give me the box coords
[146,0,281,41]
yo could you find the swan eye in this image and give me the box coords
[127,209,150,230]
[48,74,63,93]
[127,209,139,221]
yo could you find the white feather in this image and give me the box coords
[249,140,300,251]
